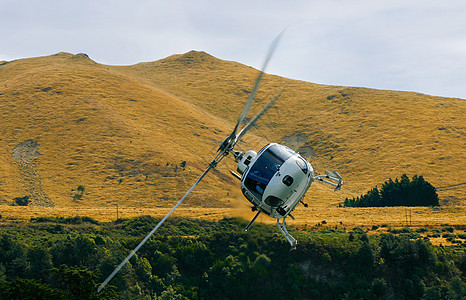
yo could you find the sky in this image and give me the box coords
[1,0,465,99]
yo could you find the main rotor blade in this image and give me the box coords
[97,157,222,293]
[236,86,285,141]
[230,30,285,138]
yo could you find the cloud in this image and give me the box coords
[0,0,465,99]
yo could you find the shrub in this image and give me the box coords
[73,185,86,200]
[77,185,85,193]
[389,227,412,234]
[442,233,457,238]
[30,216,98,225]
[12,196,30,206]
[444,227,454,233]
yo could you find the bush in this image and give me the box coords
[442,233,457,239]
[444,227,454,233]
[416,227,429,233]
[389,227,412,234]
[30,216,99,225]
[13,196,30,206]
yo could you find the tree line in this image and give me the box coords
[0,215,464,299]
[344,174,439,207]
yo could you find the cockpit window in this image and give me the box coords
[244,145,293,200]
[295,157,308,174]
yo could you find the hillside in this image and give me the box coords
[0,51,464,217]
[0,53,240,209]
[114,51,465,205]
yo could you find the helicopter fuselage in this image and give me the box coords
[237,143,314,219]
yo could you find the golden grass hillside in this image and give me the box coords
[114,51,465,205]
[0,51,464,225]
[0,53,242,209]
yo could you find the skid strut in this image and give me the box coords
[277,216,297,250]
[245,210,261,231]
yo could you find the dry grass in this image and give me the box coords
[0,205,464,229]
[0,51,464,226]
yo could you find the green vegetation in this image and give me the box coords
[12,196,30,206]
[0,216,464,299]
[344,174,439,207]
[73,185,86,200]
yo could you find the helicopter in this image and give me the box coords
[232,143,342,249]
[98,32,342,292]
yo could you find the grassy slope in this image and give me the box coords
[0,53,240,208]
[113,51,465,206]
[0,51,464,220]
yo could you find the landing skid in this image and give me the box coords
[277,216,297,250]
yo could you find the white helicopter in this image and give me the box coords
[232,143,342,249]
[98,32,342,292]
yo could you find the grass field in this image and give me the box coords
[1,205,464,229]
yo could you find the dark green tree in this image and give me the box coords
[50,265,103,300]
[0,235,27,280]
[0,278,65,300]
[26,246,53,282]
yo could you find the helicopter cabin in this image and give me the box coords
[237,143,314,219]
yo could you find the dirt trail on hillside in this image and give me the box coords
[12,140,54,207]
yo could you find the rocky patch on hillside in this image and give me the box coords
[12,140,54,207]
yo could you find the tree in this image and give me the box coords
[26,246,52,282]
[50,235,98,268]
[353,242,374,275]
[74,185,85,200]
[175,241,213,276]
[157,285,187,300]
[50,265,101,300]
[77,185,85,194]
[0,278,65,300]
[0,235,27,280]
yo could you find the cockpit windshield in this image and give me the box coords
[244,144,294,200]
